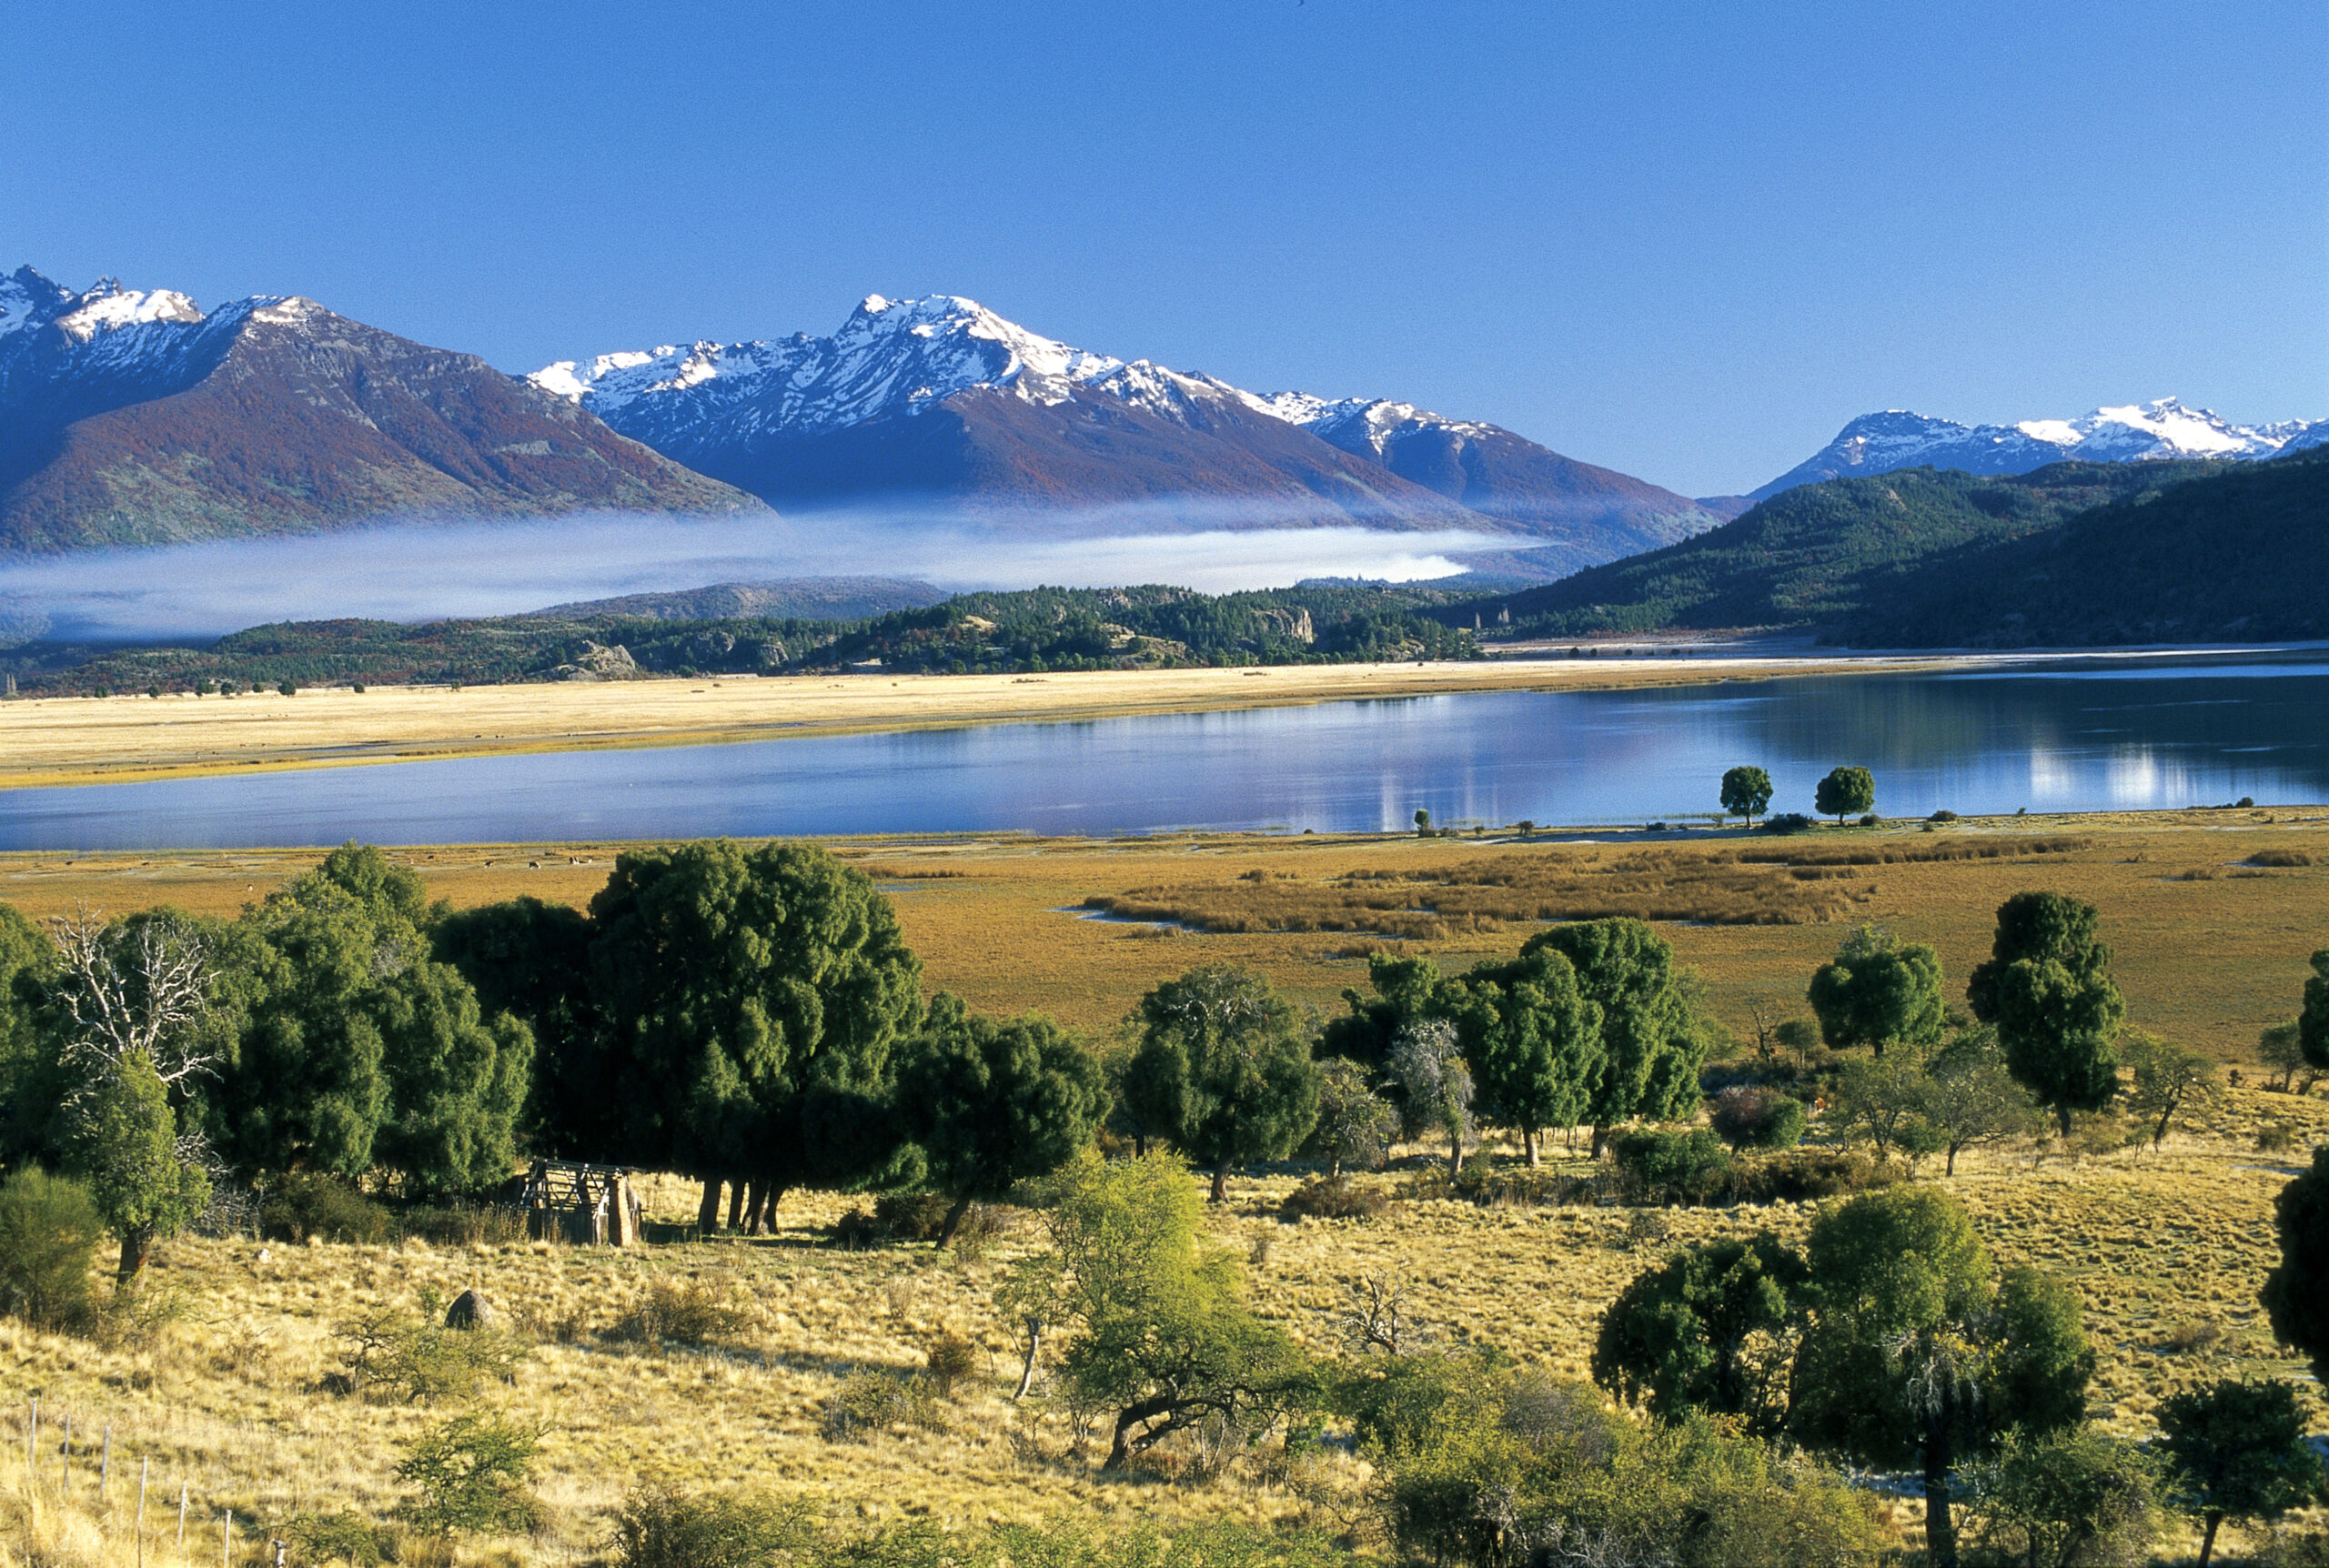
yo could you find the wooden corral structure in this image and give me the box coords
[520,1159,642,1246]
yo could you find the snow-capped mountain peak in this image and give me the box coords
[52,277,206,340]
[1751,397,2328,500]
[530,293,1129,436]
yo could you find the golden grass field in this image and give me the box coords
[3,811,2327,1565]
[0,648,2021,790]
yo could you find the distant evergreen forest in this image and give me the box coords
[4,582,1481,695]
[1446,446,2328,648]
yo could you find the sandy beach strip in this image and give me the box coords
[0,648,2081,790]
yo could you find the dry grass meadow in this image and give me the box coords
[3,809,2327,1564]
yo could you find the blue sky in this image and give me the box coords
[4,0,2322,498]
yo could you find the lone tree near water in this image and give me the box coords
[1719,765,1773,827]
[1813,766,1875,824]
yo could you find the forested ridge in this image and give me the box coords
[1449,447,2329,647]
[2,581,1479,695]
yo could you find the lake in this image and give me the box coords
[4,655,2326,849]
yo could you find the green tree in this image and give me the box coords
[1307,1057,1398,1178]
[1447,946,1602,1166]
[1919,1030,2042,1175]
[1966,1427,2158,1568]
[587,839,925,1232]
[0,1167,105,1329]
[1123,964,1320,1201]
[1829,1051,1931,1162]
[1806,926,1946,1056]
[1525,919,1708,1155]
[2262,1144,2329,1382]
[895,995,1109,1245]
[2155,1377,2326,1568]
[2302,948,2329,1077]
[1813,766,1875,824]
[0,902,61,1165]
[1413,808,1431,835]
[71,1050,210,1289]
[1790,1186,2092,1568]
[1719,765,1773,828]
[1318,952,1447,1074]
[432,896,600,1155]
[2121,1032,2217,1151]
[2259,1020,2314,1094]
[1024,1151,1313,1469]
[1967,892,2127,1137]
[1591,1232,1806,1432]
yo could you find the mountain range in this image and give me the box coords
[0,267,761,552]
[529,293,1733,576]
[4,263,2321,605]
[1749,400,2328,501]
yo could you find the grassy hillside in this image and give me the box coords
[1464,461,2226,639]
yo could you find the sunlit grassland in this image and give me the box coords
[2,1086,2324,1567]
[5,810,2323,1052]
[3,811,2325,1563]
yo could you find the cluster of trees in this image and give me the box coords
[1718,762,1876,828]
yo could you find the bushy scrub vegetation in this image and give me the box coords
[1,831,2325,1565]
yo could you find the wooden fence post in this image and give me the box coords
[23,1398,33,1487]
[101,1424,111,1506]
[59,1412,69,1495]
[223,1508,231,1568]
[179,1480,188,1549]
[137,1456,149,1568]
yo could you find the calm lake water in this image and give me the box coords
[5,656,2327,849]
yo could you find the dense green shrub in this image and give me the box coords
[1965,1426,2159,1568]
[0,1167,104,1330]
[278,1512,388,1566]
[1763,813,1815,834]
[336,1302,528,1403]
[261,1172,392,1244]
[396,1412,539,1536]
[1610,1129,1732,1205]
[821,1371,942,1442]
[873,1191,953,1241]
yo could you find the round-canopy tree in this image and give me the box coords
[2155,1377,2325,1568]
[1719,765,1773,828]
[433,897,603,1158]
[1122,963,1320,1201]
[2261,1143,2329,1384]
[588,839,925,1233]
[1447,945,1602,1166]
[1806,925,1946,1057]
[1965,892,2126,1137]
[1591,1231,1806,1433]
[1790,1186,2092,1568]
[895,994,1110,1245]
[1522,919,1709,1155]
[2301,948,2329,1078]
[0,903,60,1166]
[1813,767,1875,824]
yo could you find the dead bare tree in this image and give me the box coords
[48,906,220,1095]
[1337,1274,1430,1357]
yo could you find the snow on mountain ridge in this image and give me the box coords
[531,294,1131,437]
[1749,397,2328,500]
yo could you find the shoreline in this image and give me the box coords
[0,648,1986,791]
